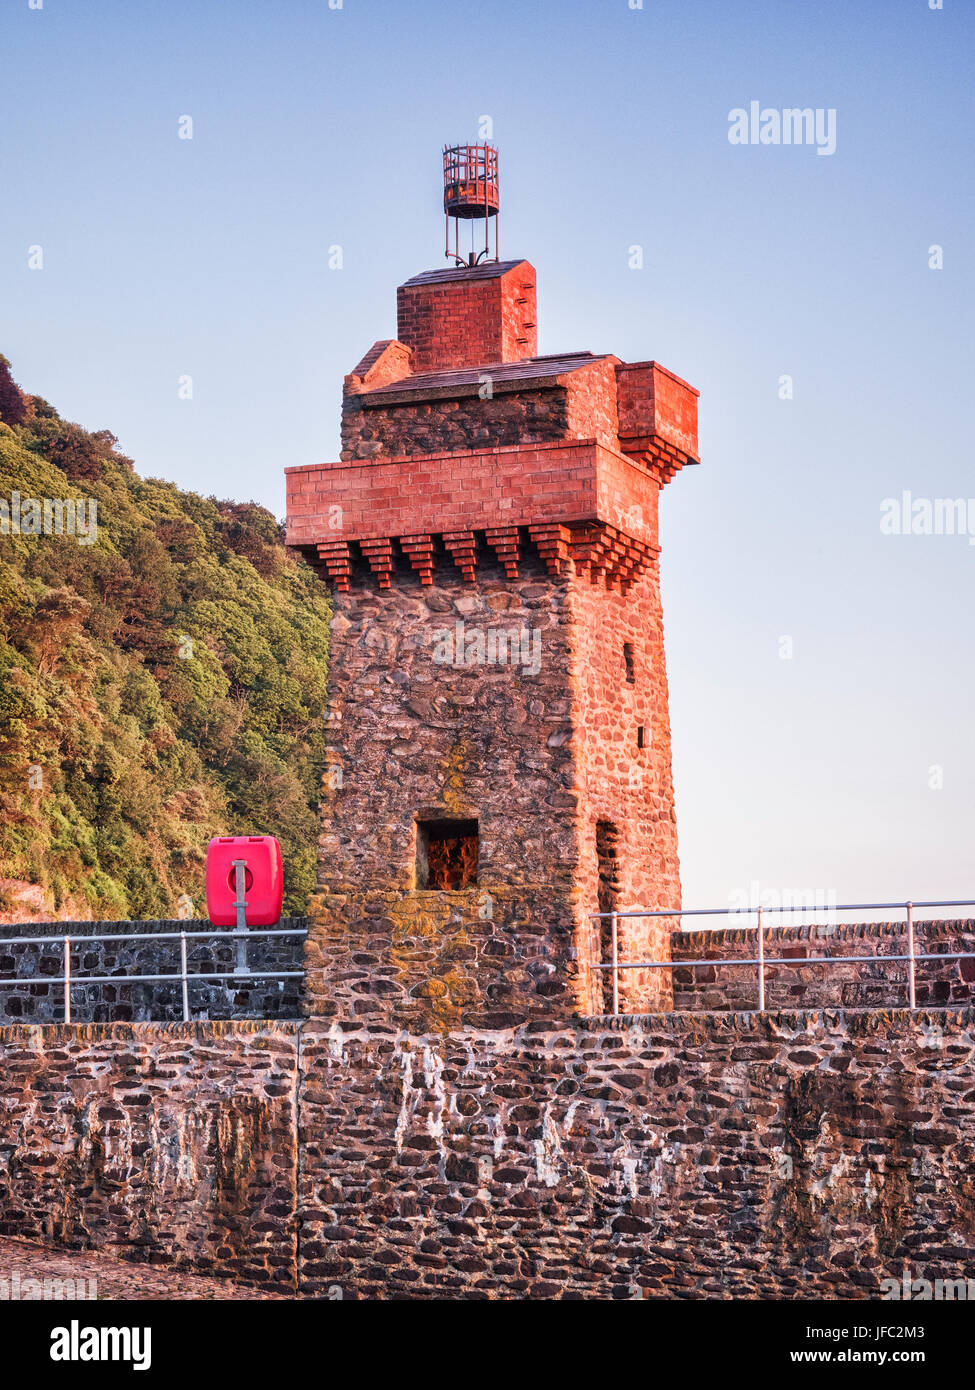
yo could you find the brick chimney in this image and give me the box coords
[396,260,537,373]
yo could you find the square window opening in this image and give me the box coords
[417,818,479,890]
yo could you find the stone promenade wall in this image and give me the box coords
[297,1008,975,1299]
[0,1022,300,1293]
[671,919,975,1013]
[3,1008,975,1299]
[0,919,306,1024]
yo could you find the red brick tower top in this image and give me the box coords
[286,142,700,591]
[397,260,537,374]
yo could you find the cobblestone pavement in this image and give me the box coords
[0,1236,292,1300]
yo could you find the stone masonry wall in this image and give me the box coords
[297,1010,975,1299]
[306,554,583,1029]
[570,560,678,1015]
[306,544,679,1027]
[672,919,975,1013]
[0,919,305,1024]
[4,1008,975,1298]
[0,1022,300,1293]
[340,384,570,462]
[340,356,623,468]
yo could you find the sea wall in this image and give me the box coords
[297,1008,975,1298]
[0,1021,300,1293]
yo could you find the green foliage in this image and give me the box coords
[0,364,330,917]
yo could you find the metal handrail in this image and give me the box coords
[595,899,975,918]
[590,899,975,1016]
[0,925,307,1023]
[0,927,305,948]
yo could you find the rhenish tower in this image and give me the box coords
[286,144,699,1027]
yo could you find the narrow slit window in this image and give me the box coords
[623,643,636,684]
[596,820,621,1012]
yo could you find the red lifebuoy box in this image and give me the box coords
[205,835,283,926]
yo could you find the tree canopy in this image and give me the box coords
[0,355,330,918]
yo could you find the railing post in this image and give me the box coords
[63,934,71,1024]
[757,907,765,1012]
[611,911,619,1016]
[180,930,190,1022]
[232,859,248,975]
[906,900,916,1009]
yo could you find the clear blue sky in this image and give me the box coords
[2,0,973,913]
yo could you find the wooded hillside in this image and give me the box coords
[0,355,330,919]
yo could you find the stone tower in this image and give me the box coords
[286,159,699,1028]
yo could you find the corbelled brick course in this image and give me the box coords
[287,439,659,551]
